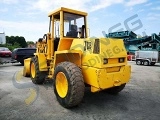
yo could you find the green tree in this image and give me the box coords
[7,42,21,51]
[27,41,35,45]
[18,36,27,48]
[6,36,14,45]
[6,36,27,48]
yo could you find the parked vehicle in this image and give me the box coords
[135,50,159,66]
[127,54,135,61]
[11,48,36,65]
[0,47,12,57]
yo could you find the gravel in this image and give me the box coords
[0,61,160,120]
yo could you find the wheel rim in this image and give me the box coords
[137,60,141,65]
[56,72,68,98]
[31,62,36,78]
[144,61,148,66]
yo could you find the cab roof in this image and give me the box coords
[48,7,88,17]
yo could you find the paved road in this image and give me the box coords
[0,62,160,120]
[0,57,12,64]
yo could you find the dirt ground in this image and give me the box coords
[0,61,160,120]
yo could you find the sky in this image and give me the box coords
[0,0,160,42]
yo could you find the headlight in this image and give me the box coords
[119,58,125,63]
[103,58,108,64]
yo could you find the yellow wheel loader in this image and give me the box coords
[23,7,131,108]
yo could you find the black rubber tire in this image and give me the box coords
[30,56,46,84]
[143,60,149,66]
[53,62,85,108]
[106,84,126,94]
[136,60,142,65]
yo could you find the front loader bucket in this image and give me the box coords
[23,58,31,77]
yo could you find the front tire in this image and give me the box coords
[136,60,142,65]
[53,62,85,108]
[30,56,46,84]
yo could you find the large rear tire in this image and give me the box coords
[30,56,46,84]
[53,62,85,108]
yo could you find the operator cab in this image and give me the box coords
[63,12,86,38]
[47,7,88,51]
[48,8,88,39]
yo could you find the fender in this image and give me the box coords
[53,50,82,67]
[23,58,31,77]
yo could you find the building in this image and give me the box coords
[0,32,6,44]
[28,43,36,48]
